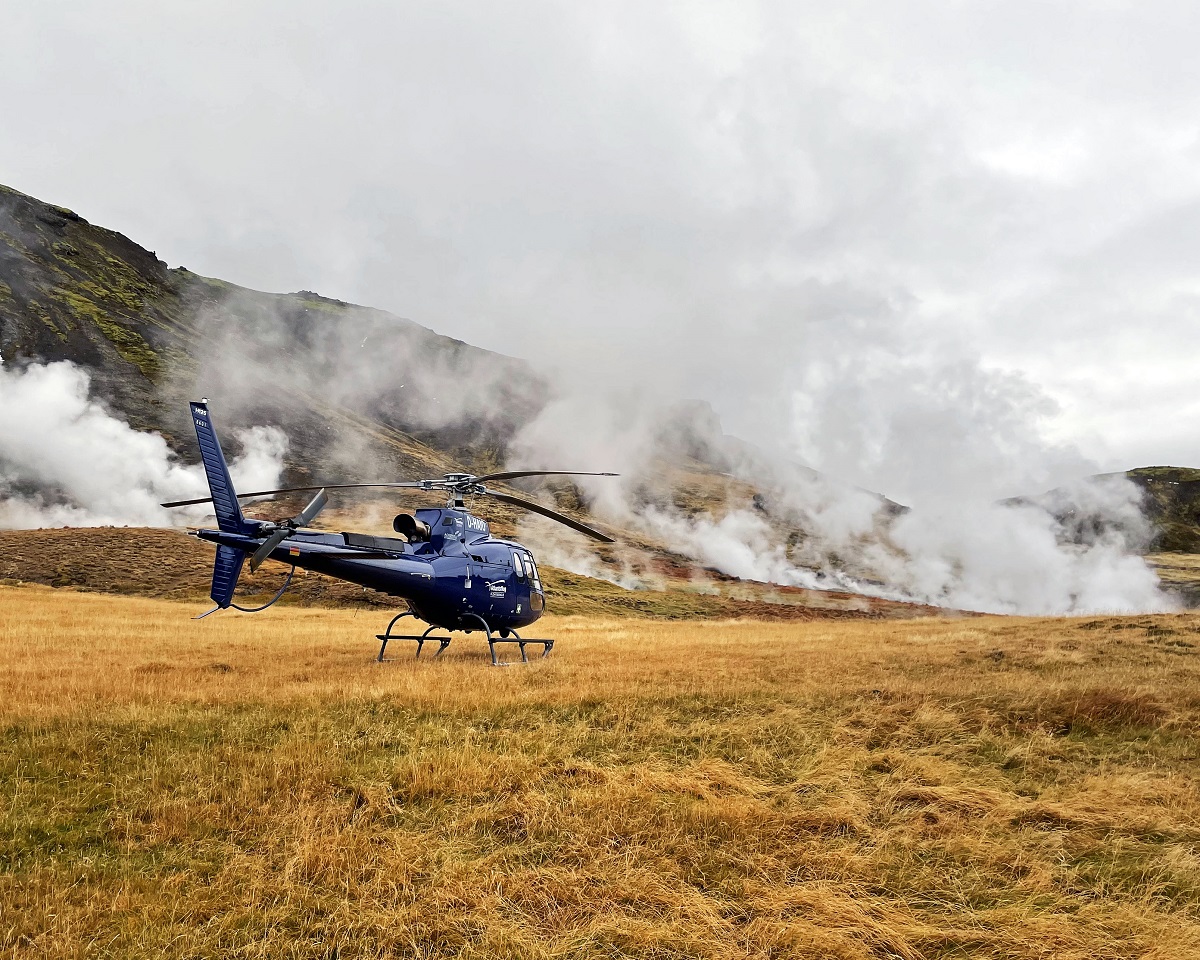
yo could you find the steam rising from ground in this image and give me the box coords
[880,495,1165,615]
[0,360,285,528]
[0,298,1173,616]
[170,287,543,480]
[509,392,1175,616]
[2,5,1192,616]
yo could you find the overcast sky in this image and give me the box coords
[3,1,1198,502]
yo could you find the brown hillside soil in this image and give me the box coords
[0,526,395,609]
[1147,552,1200,608]
[1,587,1199,957]
[0,527,944,621]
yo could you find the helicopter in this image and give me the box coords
[164,401,617,665]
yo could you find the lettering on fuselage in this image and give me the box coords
[465,515,489,534]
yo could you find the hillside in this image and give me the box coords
[1005,466,1200,556]
[0,526,944,622]
[0,181,543,477]
[1125,466,1200,552]
[0,181,912,592]
[0,185,798,535]
[4,180,1200,609]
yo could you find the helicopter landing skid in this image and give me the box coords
[375,612,450,661]
[375,611,554,665]
[488,630,555,666]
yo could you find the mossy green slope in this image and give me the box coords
[0,182,544,478]
[1126,467,1200,552]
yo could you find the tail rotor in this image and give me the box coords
[249,488,328,572]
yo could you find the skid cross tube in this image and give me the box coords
[506,629,555,663]
[376,612,452,661]
[461,614,498,665]
[463,617,555,665]
[374,612,556,665]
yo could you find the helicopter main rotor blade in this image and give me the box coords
[249,528,290,573]
[484,490,615,543]
[475,470,619,484]
[162,482,424,509]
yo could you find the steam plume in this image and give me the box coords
[6,282,1166,618]
[507,386,1175,616]
[0,360,285,528]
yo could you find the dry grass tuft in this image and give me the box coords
[2,586,1200,958]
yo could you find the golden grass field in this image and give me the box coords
[2,585,1200,958]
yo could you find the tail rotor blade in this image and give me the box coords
[294,488,328,527]
[249,488,325,573]
[249,528,289,573]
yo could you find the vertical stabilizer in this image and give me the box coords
[190,401,249,534]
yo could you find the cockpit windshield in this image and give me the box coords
[510,549,541,591]
[524,552,542,592]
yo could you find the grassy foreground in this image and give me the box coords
[1,587,1199,958]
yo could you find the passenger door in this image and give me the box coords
[472,544,513,614]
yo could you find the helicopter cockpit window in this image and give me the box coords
[524,552,542,591]
[512,551,526,580]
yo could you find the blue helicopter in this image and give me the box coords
[164,401,616,665]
